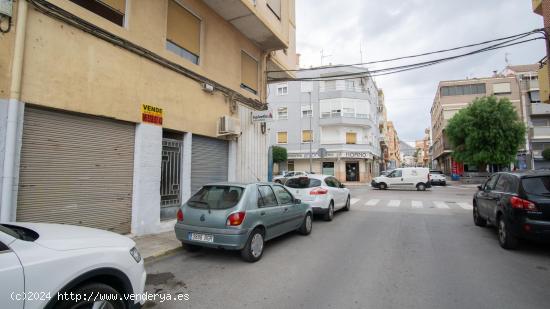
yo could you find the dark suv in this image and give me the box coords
[473,171,550,249]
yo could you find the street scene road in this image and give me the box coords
[144,185,550,309]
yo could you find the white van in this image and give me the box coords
[371,167,431,191]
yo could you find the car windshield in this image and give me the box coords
[285,177,322,188]
[522,177,550,195]
[187,186,244,209]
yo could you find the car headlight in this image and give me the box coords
[130,247,142,263]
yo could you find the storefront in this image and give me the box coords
[190,135,229,194]
[288,151,375,183]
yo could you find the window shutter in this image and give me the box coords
[167,1,201,56]
[267,0,281,18]
[278,132,288,144]
[493,83,511,94]
[241,52,259,91]
[100,0,125,13]
[303,130,312,142]
[346,132,357,144]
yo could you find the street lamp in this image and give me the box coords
[309,91,313,173]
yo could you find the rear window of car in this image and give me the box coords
[430,171,443,174]
[522,177,550,195]
[285,177,322,188]
[187,186,244,210]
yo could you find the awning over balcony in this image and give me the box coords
[203,0,287,50]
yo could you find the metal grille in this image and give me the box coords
[161,138,182,207]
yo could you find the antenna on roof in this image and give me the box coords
[320,49,332,66]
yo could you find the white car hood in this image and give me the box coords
[9,222,135,251]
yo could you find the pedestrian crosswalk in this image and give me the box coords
[354,198,473,211]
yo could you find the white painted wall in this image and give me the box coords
[237,105,268,182]
[131,123,163,236]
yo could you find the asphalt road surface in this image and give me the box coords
[144,184,550,309]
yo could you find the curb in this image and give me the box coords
[143,246,183,264]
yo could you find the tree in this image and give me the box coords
[543,148,550,161]
[272,146,288,163]
[446,96,525,168]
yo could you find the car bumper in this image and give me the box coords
[517,218,550,242]
[431,179,446,184]
[371,180,380,188]
[174,223,250,250]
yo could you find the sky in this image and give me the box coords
[295,0,547,143]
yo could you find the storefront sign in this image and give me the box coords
[343,152,373,159]
[252,110,274,123]
[141,104,163,125]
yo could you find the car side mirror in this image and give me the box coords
[294,198,301,204]
[477,185,483,191]
[340,184,345,188]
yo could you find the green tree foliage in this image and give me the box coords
[272,146,288,163]
[542,148,550,161]
[446,96,525,167]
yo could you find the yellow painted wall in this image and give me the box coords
[3,0,295,137]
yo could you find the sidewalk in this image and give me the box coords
[132,231,182,263]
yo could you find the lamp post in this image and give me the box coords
[309,91,313,172]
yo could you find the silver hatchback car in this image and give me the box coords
[174,183,313,262]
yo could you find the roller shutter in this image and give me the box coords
[191,135,228,194]
[17,107,135,234]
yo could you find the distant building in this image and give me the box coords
[268,66,382,183]
[414,129,431,167]
[387,122,401,169]
[378,90,390,171]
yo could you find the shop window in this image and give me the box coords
[241,51,259,94]
[322,162,335,176]
[277,132,288,144]
[302,130,313,143]
[346,132,357,144]
[70,0,126,26]
[288,160,295,172]
[166,1,201,65]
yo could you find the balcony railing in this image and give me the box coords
[320,84,366,93]
[532,126,550,139]
[319,114,373,127]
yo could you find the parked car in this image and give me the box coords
[273,171,309,184]
[371,167,431,191]
[285,175,351,221]
[473,171,550,249]
[174,183,313,262]
[0,222,146,309]
[429,170,447,186]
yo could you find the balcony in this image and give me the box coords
[539,63,550,103]
[203,0,287,50]
[532,126,550,139]
[322,143,380,157]
[533,0,543,15]
[531,103,550,115]
[528,79,540,91]
[319,114,373,128]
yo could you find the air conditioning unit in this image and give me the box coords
[218,116,241,136]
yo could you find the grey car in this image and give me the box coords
[174,183,313,262]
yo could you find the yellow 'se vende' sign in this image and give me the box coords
[141,104,163,125]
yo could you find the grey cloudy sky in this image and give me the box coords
[296,0,546,143]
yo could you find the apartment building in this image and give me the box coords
[0,0,297,235]
[532,0,550,103]
[414,129,430,167]
[387,121,401,168]
[430,75,523,175]
[378,90,390,171]
[268,66,382,183]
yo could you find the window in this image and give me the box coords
[484,174,500,191]
[301,105,312,118]
[241,51,259,94]
[266,0,281,19]
[322,162,335,176]
[324,80,336,91]
[389,170,402,178]
[277,132,288,144]
[342,101,355,117]
[346,132,357,144]
[302,130,313,143]
[70,0,126,26]
[325,177,339,188]
[288,160,295,171]
[440,84,486,97]
[346,80,356,90]
[276,84,288,96]
[187,186,244,210]
[493,83,511,95]
[277,107,288,120]
[530,90,541,103]
[0,240,8,251]
[286,178,322,189]
[522,176,550,195]
[273,186,293,204]
[166,1,201,64]
[494,174,514,193]
[258,186,278,207]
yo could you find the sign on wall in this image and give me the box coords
[141,104,163,125]
[252,110,274,123]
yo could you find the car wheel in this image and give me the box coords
[497,216,519,250]
[241,228,265,262]
[472,203,487,227]
[298,213,313,235]
[182,243,202,252]
[56,283,125,309]
[324,201,334,221]
[343,195,351,211]
[416,183,427,191]
[379,183,387,190]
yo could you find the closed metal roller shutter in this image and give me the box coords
[191,135,228,194]
[17,107,135,234]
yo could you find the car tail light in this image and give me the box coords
[509,196,538,211]
[310,187,328,195]
[177,209,184,221]
[226,212,246,226]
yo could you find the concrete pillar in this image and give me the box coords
[131,123,162,236]
[181,132,192,202]
[228,140,237,182]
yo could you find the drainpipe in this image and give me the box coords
[1,0,28,222]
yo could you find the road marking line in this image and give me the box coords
[433,201,450,209]
[458,202,473,210]
[388,200,401,207]
[365,199,380,206]
[411,201,423,208]
[350,198,360,205]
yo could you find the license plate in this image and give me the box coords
[189,232,214,243]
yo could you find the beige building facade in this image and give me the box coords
[386,121,401,168]
[0,0,297,235]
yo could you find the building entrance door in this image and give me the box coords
[346,162,359,182]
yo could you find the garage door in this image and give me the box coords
[191,135,228,194]
[17,107,135,234]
